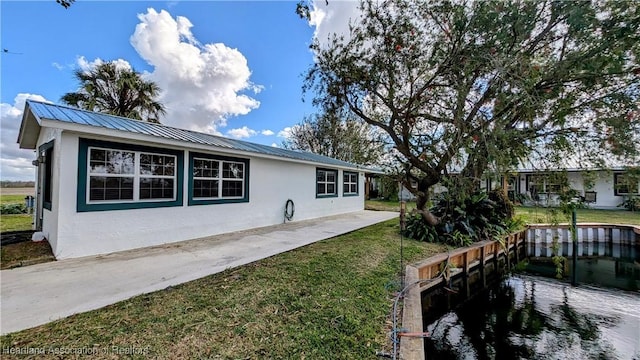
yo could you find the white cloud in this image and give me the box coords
[271,143,279,148]
[308,1,361,49]
[130,8,261,134]
[77,56,132,73]
[277,126,294,139]
[227,126,257,139]
[52,62,65,70]
[261,129,274,136]
[0,94,51,181]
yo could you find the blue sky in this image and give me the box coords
[1,0,359,180]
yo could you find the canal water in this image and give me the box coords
[423,244,640,359]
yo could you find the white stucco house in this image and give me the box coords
[18,100,376,259]
[480,168,639,209]
[399,168,639,209]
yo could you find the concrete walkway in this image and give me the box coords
[0,210,396,335]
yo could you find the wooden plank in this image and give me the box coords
[399,266,425,360]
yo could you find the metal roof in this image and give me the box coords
[24,100,369,170]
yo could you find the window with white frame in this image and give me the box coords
[189,153,249,205]
[192,157,245,199]
[526,174,560,195]
[343,171,358,196]
[317,168,337,197]
[87,147,176,202]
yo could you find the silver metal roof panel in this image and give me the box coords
[25,100,365,170]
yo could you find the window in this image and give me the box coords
[526,174,560,194]
[614,173,639,196]
[343,171,359,196]
[39,141,54,210]
[316,168,338,197]
[189,152,249,205]
[88,149,135,201]
[78,139,183,212]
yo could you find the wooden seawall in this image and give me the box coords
[399,223,640,359]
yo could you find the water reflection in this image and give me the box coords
[425,275,640,359]
[526,243,639,291]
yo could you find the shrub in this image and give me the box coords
[402,190,514,246]
[618,196,639,211]
[0,203,27,215]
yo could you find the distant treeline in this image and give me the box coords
[1,181,35,188]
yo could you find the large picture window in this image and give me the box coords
[317,168,338,197]
[78,139,183,212]
[189,152,249,205]
[343,171,359,196]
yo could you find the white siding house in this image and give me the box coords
[18,101,374,259]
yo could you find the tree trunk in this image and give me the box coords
[412,176,440,226]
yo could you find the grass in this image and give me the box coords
[1,241,55,270]
[1,193,33,233]
[0,194,29,205]
[514,206,640,225]
[0,219,447,359]
[366,200,640,225]
[0,215,33,233]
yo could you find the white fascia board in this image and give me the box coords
[17,104,42,149]
[40,119,364,172]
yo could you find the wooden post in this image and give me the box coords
[365,175,371,200]
[502,175,509,197]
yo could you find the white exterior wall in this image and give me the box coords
[517,171,630,209]
[48,132,365,259]
[35,128,61,252]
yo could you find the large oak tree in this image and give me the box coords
[283,107,385,166]
[305,0,640,224]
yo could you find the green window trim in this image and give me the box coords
[343,171,359,197]
[188,152,250,206]
[316,168,338,198]
[39,140,54,211]
[77,138,184,212]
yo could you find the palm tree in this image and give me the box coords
[61,62,166,124]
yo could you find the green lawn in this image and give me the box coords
[0,193,33,233]
[514,206,640,225]
[0,214,33,233]
[0,194,28,205]
[0,219,447,359]
[366,200,640,226]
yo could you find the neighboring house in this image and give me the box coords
[481,169,639,209]
[18,100,377,259]
[398,169,639,209]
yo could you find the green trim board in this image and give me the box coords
[39,140,55,211]
[77,138,184,212]
[187,151,250,206]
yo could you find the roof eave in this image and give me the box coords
[39,119,366,171]
[17,102,42,150]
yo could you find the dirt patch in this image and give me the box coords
[0,188,34,196]
[1,240,55,269]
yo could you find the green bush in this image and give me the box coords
[0,203,27,215]
[402,189,514,246]
[618,196,639,211]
